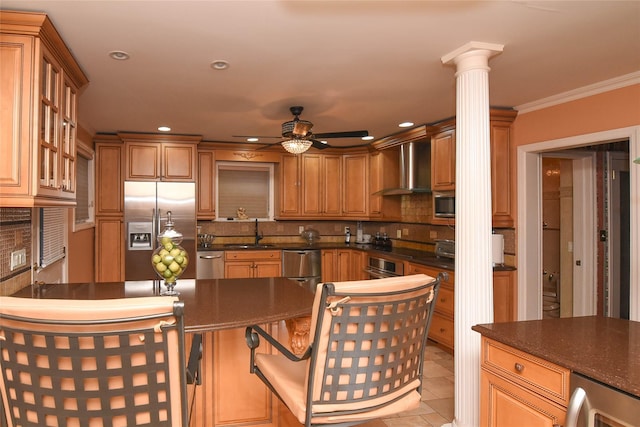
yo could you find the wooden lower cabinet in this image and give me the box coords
[224,250,282,278]
[321,249,366,282]
[94,216,124,282]
[188,326,281,427]
[493,270,517,323]
[190,251,283,427]
[480,337,569,427]
[406,263,455,352]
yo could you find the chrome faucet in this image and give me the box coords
[254,218,263,245]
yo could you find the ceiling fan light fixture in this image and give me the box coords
[281,139,312,154]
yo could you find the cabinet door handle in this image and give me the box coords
[514,362,524,373]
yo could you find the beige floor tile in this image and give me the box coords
[382,343,454,427]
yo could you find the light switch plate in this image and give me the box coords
[10,248,27,271]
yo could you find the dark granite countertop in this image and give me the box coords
[11,278,316,334]
[197,242,515,272]
[472,316,640,398]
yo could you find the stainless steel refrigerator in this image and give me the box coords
[124,181,196,281]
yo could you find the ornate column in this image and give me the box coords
[441,42,504,427]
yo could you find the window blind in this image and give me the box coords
[218,168,269,219]
[40,208,65,267]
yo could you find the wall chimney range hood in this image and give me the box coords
[378,141,431,195]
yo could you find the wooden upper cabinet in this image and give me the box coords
[197,149,216,219]
[277,154,301,218]
[431,128,456,191]
[490,110,517,227]
[342,153,369,217]
[0,12,88,207]
[301,153,342,217]
[95,138,123,216]
[122,133,200,182]
[369,148,401,221]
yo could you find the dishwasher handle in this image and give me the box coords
[199,254,222,259]
[565,386,587,427]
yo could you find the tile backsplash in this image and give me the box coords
[0,208,32,295]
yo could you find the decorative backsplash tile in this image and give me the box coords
[0,208,32,284]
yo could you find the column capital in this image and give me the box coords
[441,41,504,74]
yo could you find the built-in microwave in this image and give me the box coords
[433,191,455,218]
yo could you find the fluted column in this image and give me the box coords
[441,42,504,427]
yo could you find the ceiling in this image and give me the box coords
[3,1,640,149]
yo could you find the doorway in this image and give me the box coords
[607,152,631,319]
[517,126,640,321]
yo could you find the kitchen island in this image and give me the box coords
[13,277,316,333]
[473,316,640,426]
[12,277,316,427]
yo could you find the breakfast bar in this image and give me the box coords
[11,278,316,427]
[13,278,316,333]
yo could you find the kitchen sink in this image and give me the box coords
[223,244,275,249]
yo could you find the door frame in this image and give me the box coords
[517,126,640,321]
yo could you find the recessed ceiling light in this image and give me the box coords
[158,126,171,132]
[399,122,414,128]
[109,50,130,61]
[362,136,374,141]
[247,137,259,142]
[211,60,230,70]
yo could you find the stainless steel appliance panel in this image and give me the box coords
[567,372,640,427]
[124,181,196,281]
[282,250,321,279]
[196,251,224,279]
[365,256,404,278]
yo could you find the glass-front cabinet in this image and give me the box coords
[0,11,88,207]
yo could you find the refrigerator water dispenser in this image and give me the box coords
[128,222,153,250]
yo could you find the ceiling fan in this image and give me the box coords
[235,106,369,153]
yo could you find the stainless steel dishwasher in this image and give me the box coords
[282,249,321,289]
[196,251,224,279]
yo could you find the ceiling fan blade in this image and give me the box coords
[233,135,281,139]
[310,139,331,150]
[314,130,369,139]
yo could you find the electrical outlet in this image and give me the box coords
[402,228,409,236]
[10,249,27,271]
[299,226,304,233]
[429,231,438,239]
[396,229,402,238]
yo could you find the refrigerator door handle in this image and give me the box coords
[152,208,158,247]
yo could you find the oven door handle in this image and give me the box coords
[565,386,586,427]
[364,268,395,279]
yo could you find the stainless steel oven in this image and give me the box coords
[364,256,404,279]
[567,372,640,427]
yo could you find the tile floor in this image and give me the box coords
[380,342,455,427]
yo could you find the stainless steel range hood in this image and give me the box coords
[378,141,431,195]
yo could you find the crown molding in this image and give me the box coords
[515,71,640,114]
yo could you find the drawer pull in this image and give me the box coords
[514,362,525,373]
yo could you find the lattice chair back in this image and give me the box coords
[247,273,440,426]
[0,296,189,427]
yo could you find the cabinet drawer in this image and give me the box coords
[435,286,454,316]
[225,250,281,261]
[428,313,454,349]
[406,263,454,286]
[481,338,570,405]
[481,368,566,427]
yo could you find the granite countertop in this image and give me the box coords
[472,316,640,398]
[197,242,514,272]
[11,278,316,334]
